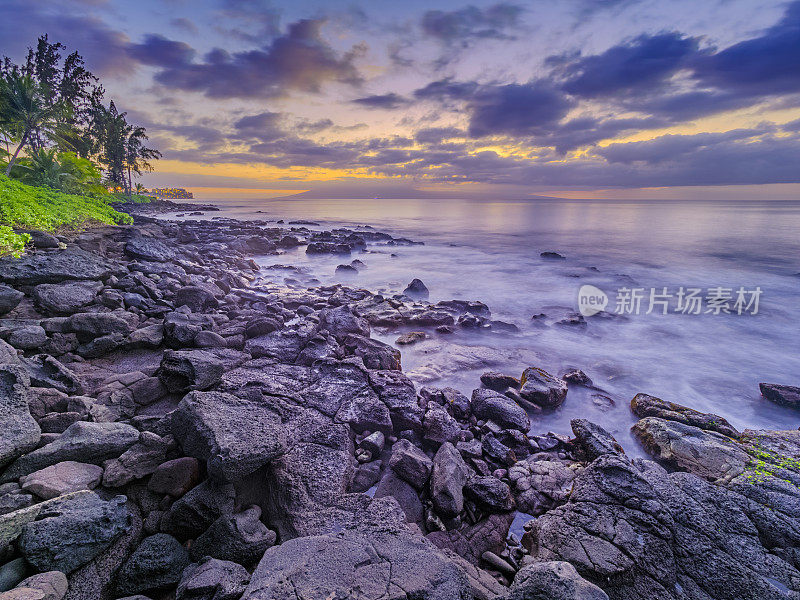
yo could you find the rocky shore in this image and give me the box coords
[0,207,798,600]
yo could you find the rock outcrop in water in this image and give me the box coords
[0,210,797,600]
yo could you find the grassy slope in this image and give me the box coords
[0,174,133,257]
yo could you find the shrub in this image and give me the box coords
[0,225,30,258]
[0,174,132,256]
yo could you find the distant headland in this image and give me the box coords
[150,187,194,199]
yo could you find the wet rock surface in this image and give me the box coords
[0,206,797,599]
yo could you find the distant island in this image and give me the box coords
[150,187,194,199]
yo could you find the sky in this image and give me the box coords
[2,0,800,199]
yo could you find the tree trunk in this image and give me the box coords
[4,131,28,176]
[127,166,133,199]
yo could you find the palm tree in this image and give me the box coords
[124,125,161,198]
[88,100,127,190]
[0,73,65,176]
[12,147,76,190]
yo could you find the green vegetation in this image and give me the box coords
[0,174,131,257]
[0,35,160,198]
[108,193,157,205]
[0,226,30,258]
[742,439,800,487]
[10,148,108,197]
[0,35,161,257]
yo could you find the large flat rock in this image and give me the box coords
[241,499,474,600]
[0,247,125,285]
[1,421,140,483]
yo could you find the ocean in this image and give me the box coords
[165,196,800,453]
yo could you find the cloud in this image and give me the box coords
[165,124,226,148]
[414,127,465,144]
[414,79,573,139]
[0,2,136,76]
[596,128,773,164]
[413,78,479,101]
[233,111,286,142]
[128,34,195,68]
[537,115,670,153]
[214,0,281,42]
[421,3,524,44]
[351,93,410,109]
[170,18,198,35]
[296,118,335,134]
[575,0,641,18]
[558,32,702,98]
[783,117,800,132]
[692,1,800,97]
[152,19,365,98]
[467,81,574,137]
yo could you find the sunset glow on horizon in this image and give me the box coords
[4,0,800,200]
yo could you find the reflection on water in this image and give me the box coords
[173,196,800,451]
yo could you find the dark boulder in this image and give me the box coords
[176,557,250,600]
[164,311,203,348]
[159,350,225,393]
[0,247,123,286]
[506,561,608,600]
[423,404,463,445]
[7,326,47,350]
[20,230,59,249]
[562,369,593,386]
[162,480,236,540]
[0,365,41,469]
[464,476,515,513]
[630,393,740,437]
[116,534,190,596]
[125,236,176,263]
[342,334,401,370]
[171,391,285,482]
[471,388,529,432]
[519,367,568,409]
[21,355,83,395]
[427,511,514,567]
[759,383,800,409]
[374,470,424,526]
[403,278,429,298]
[33,281,101,315]
[388,439,433,489]
[175,286,219,312]
[0,285,24,315]
[368,370,425,432]
[528,453,800,600]
[2,421,139,482]
[631,417,749,483]
[19,491,130,574]
[190,505,277,565]
[509,457,582,516]
[570,419,624,462]
[239,501,474,600]
[430,442,470,517]
[480,371,520,392]
[318,305,370,339]
[64,312,134,342]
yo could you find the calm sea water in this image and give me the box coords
[168,196,800,452]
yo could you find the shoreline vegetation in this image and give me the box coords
[1,35,160,258]
[0,174,133,257]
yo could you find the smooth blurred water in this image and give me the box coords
[169,196,800,451]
